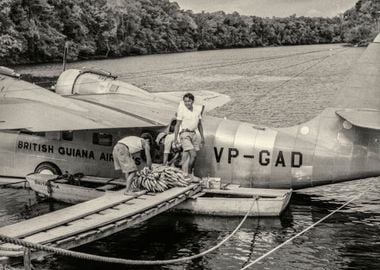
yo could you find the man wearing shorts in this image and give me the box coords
[113,133,152,194]
[173,93,205,178]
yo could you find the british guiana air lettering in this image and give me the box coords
[17,141,107,161]
[17,140,143,165]
[214,147,303,168]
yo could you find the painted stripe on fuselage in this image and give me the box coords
[312,112,341,185]
[252,127,278,188]
[213,119,240,183]
[349,127,369,178]
[270,127,298,188]
[290,117,321,188]
[366,131,380,175]
[231,123,258,186]
[195,117,223,178]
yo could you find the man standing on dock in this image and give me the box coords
[113,133,153,194]
[173,93,205,180]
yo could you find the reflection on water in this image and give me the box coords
[3,182,380,270]
[2,45,380,269]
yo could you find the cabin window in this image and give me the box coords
[46,132,61,140]
[62,131,74,141]
[20,130,46,137]
[93,133,113,146]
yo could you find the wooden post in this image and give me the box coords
[23,248,32,270]
[62,41,69,72]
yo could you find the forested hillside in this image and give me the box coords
[0,0,378,65]
[342,0,379,45]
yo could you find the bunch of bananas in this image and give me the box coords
[132,166,190,193]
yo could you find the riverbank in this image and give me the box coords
[1,0,377,65]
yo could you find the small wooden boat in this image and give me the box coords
[173,184,292,217]
[26,174,126,204]
[26,174,292,216]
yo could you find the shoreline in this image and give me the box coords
[6,42,352,69]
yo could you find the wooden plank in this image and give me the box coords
[23,248,32,270]
[0,186,201,259]
[8,185,199,245]
[80,176,126,186]
[223,185,291,197]
[95,184,117,191]
[175,196,283,216]
[0,191,146,238]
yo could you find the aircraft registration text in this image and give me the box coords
[214,147,303,167]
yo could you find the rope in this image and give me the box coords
[240,190,367,270]
[0,180,27,187]
[0,196,259,265]
[267,47,350,92]
[122,48,340,80]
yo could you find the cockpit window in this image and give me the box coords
[73,72,113,95]
[62,131,74,141]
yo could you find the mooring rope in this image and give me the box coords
[240,190,367,270]
[0,180,27,187]
[0,196,259,265]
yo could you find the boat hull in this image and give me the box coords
[27,174,106,204]
[174,186,292,217]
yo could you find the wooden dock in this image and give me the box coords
[0,183,201,260]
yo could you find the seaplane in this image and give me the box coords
[0,34,378,263]
[0,33,379,199]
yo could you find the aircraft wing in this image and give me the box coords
[66,93,176,127]
[0,68,230,132]
[0,74,172,132]
[336,109,380,130]
[0,97,168,132]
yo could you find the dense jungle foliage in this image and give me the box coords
[0,0,378,64]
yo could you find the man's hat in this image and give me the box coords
[156,132,167,145]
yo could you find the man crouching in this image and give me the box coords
[113,133,152,194]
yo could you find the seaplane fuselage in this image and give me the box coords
[1,107,379,189]
[1,33,379,189]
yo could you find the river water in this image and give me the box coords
[4,44,380,270]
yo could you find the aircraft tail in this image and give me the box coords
[334,33,380,110]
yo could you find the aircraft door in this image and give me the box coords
[0,131,16,176]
